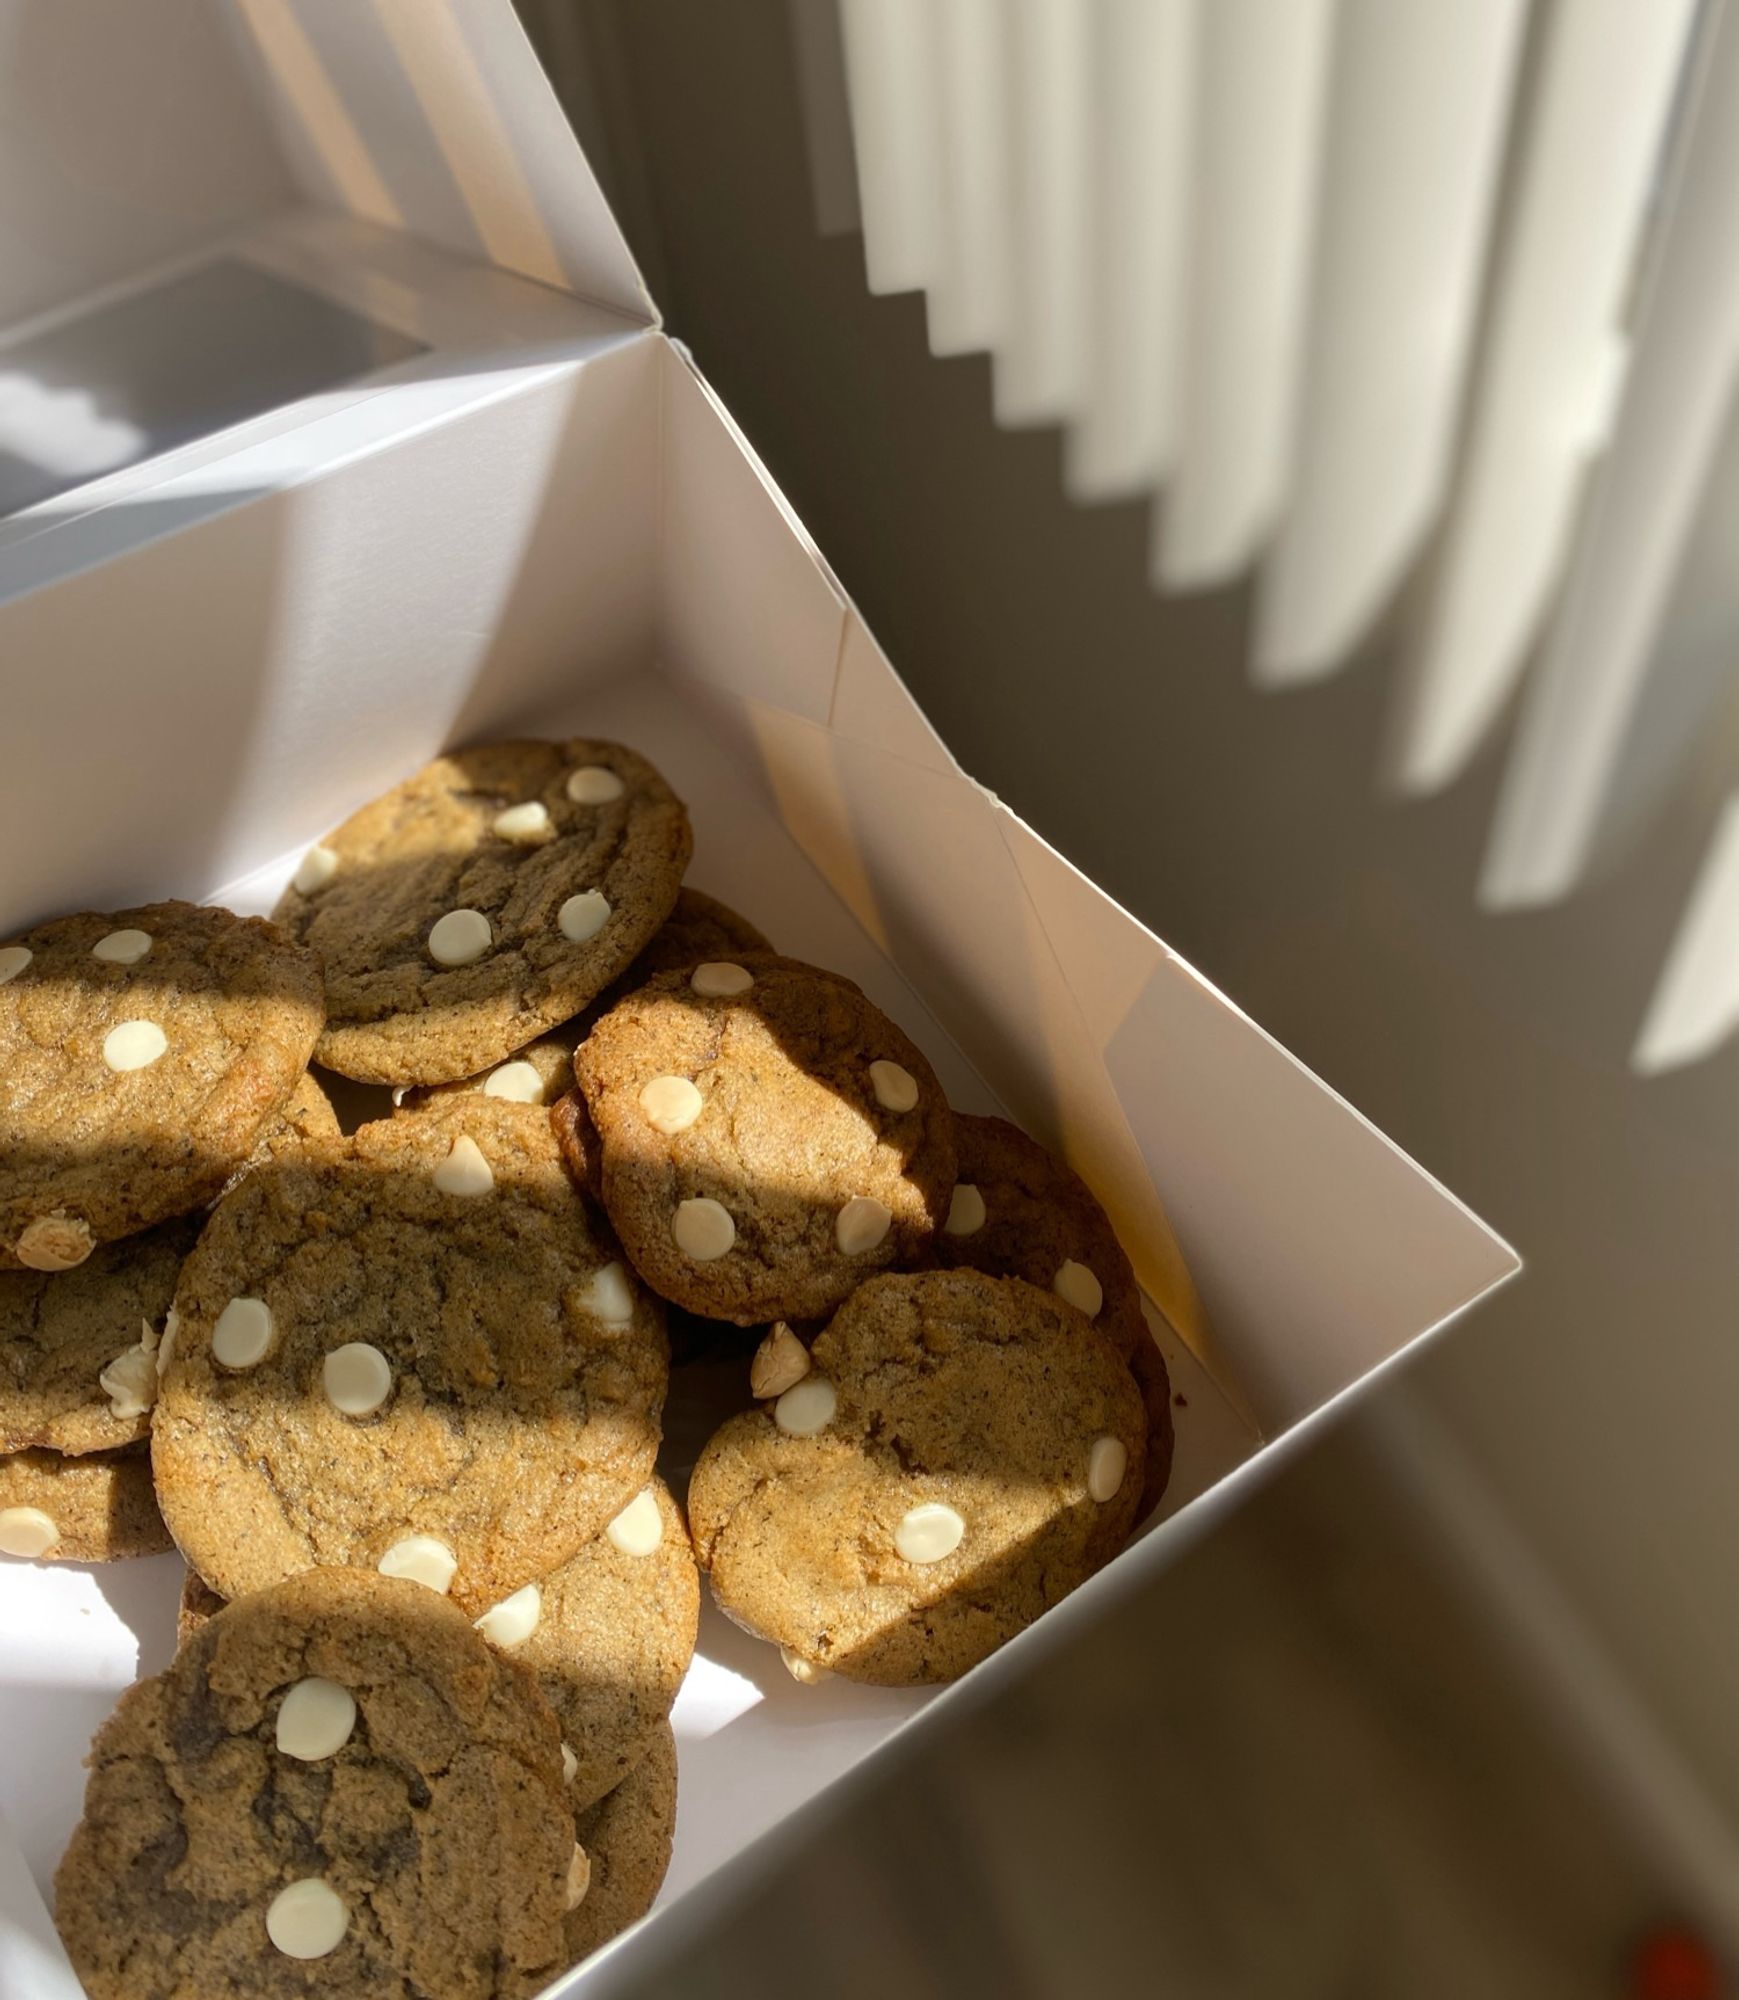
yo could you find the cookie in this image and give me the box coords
[0,1444,171,1562]
[396,1024,583,1116]
[271,739,693,1085]
[563,1721,677,1968]
[0,1213,196,1455]
[244,1067,340,1162]
[152,1098,668,1616]
[474,1478,698,1811]
[689,1270,1146,1684]
[575,956,955,1324]
[0,901,324,1272]
[932,1113,1173,1512]
[178,1483,699,1815]
[614,887,771,986]
[55,1568,573,1999]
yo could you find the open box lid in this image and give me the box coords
[1,0,655,330]
[0,0,656,575]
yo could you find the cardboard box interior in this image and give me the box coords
[0,5,1519,1990]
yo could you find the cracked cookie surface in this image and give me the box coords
[55,1567,573,2000]
[0,901,324,1271]
[575,956,953,1324]
[272,739,692,1085]
[0,1443,170,1562]
[689,1270,1145,1684]
[152,1099,667,1616]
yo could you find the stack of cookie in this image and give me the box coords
[0,900,327,1565]
[4,729,1178,1989]
[559,940,1174,1687]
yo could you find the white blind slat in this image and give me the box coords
[1394,0,1696,797]
[925,0,1013,358]
[1065,0,1195,504]
[1634,796,1739,1076]
[1481,3,1739,910]
[992,0,1093,428]
[837,0,941,297]
[1157,0,1335,588]
[1254,0,1526,685]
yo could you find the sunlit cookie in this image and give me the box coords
[153,1098,667,1617]
[55,1569,573,1999]
[0,1213,199,1456]
[689,1269,1146,1685]
[929,1111,1175,1514]
[0,1443,171,1563]
[271,738,692,1085]
[560,1723,679,1971]
[575,955,954,1324]
[0,900,323,1271]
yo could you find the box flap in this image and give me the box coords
[224,0,656,324]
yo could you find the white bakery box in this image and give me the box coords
[0,4,1519,1993]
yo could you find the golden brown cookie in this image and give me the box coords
[395,1024,583,1116]
[0,1444,171,1562]
[563,1722,678,1968]
[240,1067,340,1166]
[272,739,692,1085]
[0,901,324,1272]
[474,1479,698,1811]
[932,1113,1173,1513]
[180,1483,699,1815]
[690,1270,1146,1684]
[55,1568,573,1999]
[612,887,771,987]
[576,956,954,1324]
[152,1098,668,1617]
[0,1214,198,1455]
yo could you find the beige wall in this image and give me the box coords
[557,0,1739,1817]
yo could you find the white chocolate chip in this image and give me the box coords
[561,1741,578,1785]
[390,1085,411,1108]
[15,1213,93,1271]
[276,1678,357,1761]
[690,961,753,998]
[1088,1435,1129,1503]
[492,800,553,844]
[1053,1259,1104,1320]
[474,1583,541,1648]
[377,1534,457,1594]
[579,1260,635,1325]
[558,889,611,943]
[567,765,625,805]
[639,1074,703,1134]
[566,1843,592,1911]
[0,945,31,985]
[428,908,491,966]
[156,1307,180,1378]
[835,1195,892,1256]
[433,1134,494,1196]
[750,1323,810,1399]
[944,1184,986,1236]
[102,1019,167,1072]
[266,1878,349,1960]
[483,1060,543,1103]
[605,1487,663,1557]
[99,1323,159,1420]
[0,1506,59,1558]
[780,1647,831,1685]
[868,1060,919,1113]
[292,843,339,894]
[895,1502,965,1565]
[91,928,151,965]
[323,1343,393,1418]
[774,1375,837,1438]
[673,1197,734,1261]
[212,1296,273,1370]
